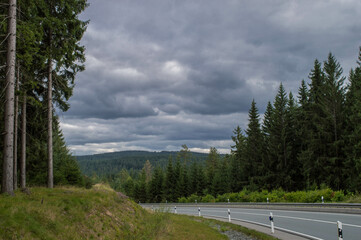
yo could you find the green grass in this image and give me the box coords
[0,184,277,240]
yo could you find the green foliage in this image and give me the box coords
[210,188,347,203]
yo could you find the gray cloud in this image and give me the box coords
[62,0,361,155]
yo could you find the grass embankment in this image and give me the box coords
[0,184,277,240]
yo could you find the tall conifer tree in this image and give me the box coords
[245,100,263,189]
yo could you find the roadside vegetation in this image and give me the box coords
[178,187,352,203]
[0,184,277,240]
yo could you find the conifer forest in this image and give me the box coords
[103,49,361,203]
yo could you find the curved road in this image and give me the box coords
[142,204,361,240]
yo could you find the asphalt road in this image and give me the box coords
[145,205,361,240]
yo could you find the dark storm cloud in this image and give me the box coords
[61,0,361,155]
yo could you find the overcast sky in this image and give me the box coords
[59,0,361,156]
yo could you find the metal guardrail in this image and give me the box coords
[141,202,361,208]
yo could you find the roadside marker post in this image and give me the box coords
[267,197,269,204]
[269,212,274,234]
[337,221,343,240]
[174,206,177,214]
[228,198,230,203]
[322,196,324,204]
[198,207,201,217]
[228,209,231,222]
[195,200,197,204]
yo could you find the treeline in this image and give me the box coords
[109,49,361,203]
[0,0,88,194]
[77,150,210,176]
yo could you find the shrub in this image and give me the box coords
[187,194,201,203]
[201,194,215,203]
[331,190,345,202]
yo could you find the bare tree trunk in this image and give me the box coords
[20,93,26,189]
[2,0,17,195]
[13,65,19,190]
[47,59,53,188]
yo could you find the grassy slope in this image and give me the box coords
[0,184,276,240]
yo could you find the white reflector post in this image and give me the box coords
[228,209,231,222]
[269,212,274,234]
[198,207,201,217]
[337,221,343,240]
[174,206,177,214]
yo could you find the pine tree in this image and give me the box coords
[2,0,17,195]
[245,100,263,189]
[267,84,290,189]
[261,101,275,189]
[303,59,326,188]
[231,126,247,190]
[138,169,148,203]
[149,167,164,202]
[321,53,346,189]
[189,162,199,195]
[285,92,303,190]
[165,156,176,202]
[142,160,152,183]
[37,0,88,188]
[206,147,220,194]
[343,47,361,191]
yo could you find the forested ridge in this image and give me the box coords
[0,0,88,194]
[103,49,361,203]
[76,150,211,176]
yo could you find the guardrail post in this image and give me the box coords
[337,221,343,240]
[269,212,274,233]
[198,207,201,217]
[174,206,177,214]
[228,209,231,222]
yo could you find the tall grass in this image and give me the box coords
[1,184,274,240]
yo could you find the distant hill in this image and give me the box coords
[76,150,211,176]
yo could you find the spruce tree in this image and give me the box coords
[303,59,326,188]
[165,156,176,202]
[245,100,263,189]
[149,167,164,202]
[344,47,361,191]
[231,126,247,189]
[321,53,346,189]
[268,84,290,189]
[261,102,275,190]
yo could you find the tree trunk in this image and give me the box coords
[47,59,53,188]
[20,93,26,189]
[13,65,19,190]
[2,0,17,195]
